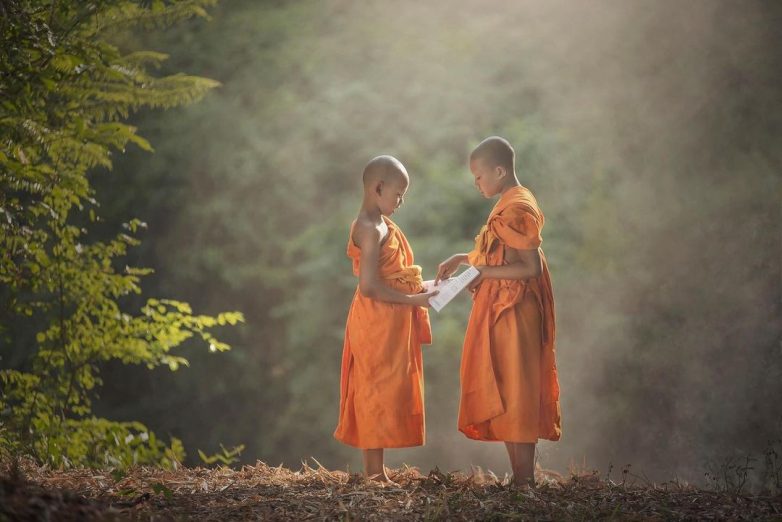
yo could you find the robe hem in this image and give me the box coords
[458,427,560,443]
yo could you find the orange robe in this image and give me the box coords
[334,216,432,449]
[458,185,561,443]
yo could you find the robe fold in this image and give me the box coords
[458,185,561,442]
[334,216,431,449]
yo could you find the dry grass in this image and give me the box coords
[1,458,781,521]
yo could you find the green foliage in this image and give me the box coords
[150,481,174,498]
[0,0,242,469]
[197,443,245,466]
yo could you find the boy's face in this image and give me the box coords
[376,176,408,216]
[470,158,506,198]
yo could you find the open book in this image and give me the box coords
[422,266,480,312]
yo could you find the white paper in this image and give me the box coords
[423,266,480,312]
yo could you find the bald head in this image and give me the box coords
[362,155,409,188]
[470,136,515,173]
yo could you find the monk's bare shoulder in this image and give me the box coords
[352,216,384,249]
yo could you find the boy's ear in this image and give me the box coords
[375,180,384,196]
[496,165,506,178]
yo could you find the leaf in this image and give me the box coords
[127,133,154,152]
[151,482,173,498]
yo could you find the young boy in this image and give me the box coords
[334,155,437,483]
[436,136,561,486]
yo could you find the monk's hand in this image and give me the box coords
[411,289,438,308]
[436,254,464,285]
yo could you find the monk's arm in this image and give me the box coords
[355,223,435,306]
[479,248,542,281]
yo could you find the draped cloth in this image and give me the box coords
[334,216,432,448]
[458,186,561,442]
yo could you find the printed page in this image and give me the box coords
[422,266,480,312]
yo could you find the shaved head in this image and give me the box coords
[470,136,515,172]
[362,155,409,188]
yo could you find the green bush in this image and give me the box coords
[0,0,242,469]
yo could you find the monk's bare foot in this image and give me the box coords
[510,477,536,490]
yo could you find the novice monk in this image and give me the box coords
[436,136,561,487]
[334,155,437,483]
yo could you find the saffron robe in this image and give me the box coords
[458,185,561,442]
[334,216,432,449]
